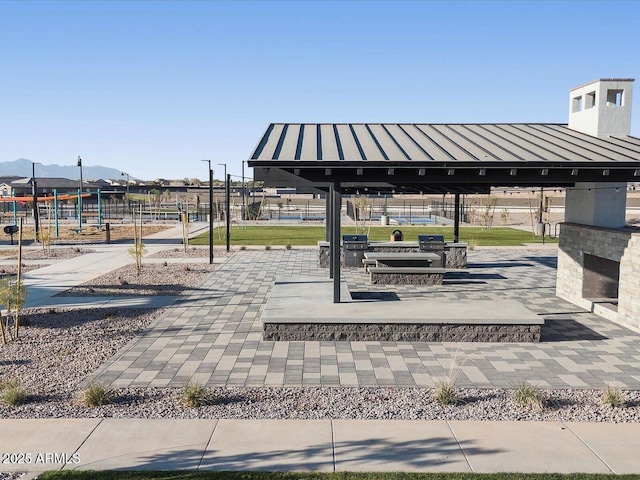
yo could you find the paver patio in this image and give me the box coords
[88,249,640,389]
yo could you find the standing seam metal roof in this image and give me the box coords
[250,123,640,165]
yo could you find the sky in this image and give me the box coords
[1,0,639,181]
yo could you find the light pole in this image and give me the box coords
[121,172,130,219]
[201,160,214,264]
[217,163,229,251]
[77,156,83,229]
[31,161,41,241]
[241,160,245,221]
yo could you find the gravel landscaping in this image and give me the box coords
[1,304,639,422]
[0,247,94,261]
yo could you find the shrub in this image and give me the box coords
[434,378,457,405]
[514,380,544,410]
[79,383,112,407]
[1,379,28,407]
[265,245,271,250]
[603,385,625,408]
[181,382,209,407]
[285,243,292,250]
[240,246,247,251]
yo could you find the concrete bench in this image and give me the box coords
[369,266,446,285]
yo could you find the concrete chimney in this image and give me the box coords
[568,78,634,137]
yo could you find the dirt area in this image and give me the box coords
[1,224,172,247]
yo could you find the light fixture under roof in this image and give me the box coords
[510,169,517,176]
[356,167,363,175]
[294,168,300,175]
[447,169,455,176]
[571,168,579,176]
[479,168,486,176]
[387,168,394,175]
[541,168,549,176]
[325,168,331,176]
[603,169,610,176]
[418,168,426,176]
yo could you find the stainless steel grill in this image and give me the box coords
[418,234,445,267]
[342,234,369,268]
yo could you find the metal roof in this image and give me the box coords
[248,123,640,194]
[250,123,640,166]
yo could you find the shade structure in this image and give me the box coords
[249,123,640,194]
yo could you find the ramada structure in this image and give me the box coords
[248,79,640,335]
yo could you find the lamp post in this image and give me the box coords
[121,172,130,220]
[77,156,83,229]
[31,161,41,241]
[217,163,228,251]
[241,160,246,221]
[201,160,214,264]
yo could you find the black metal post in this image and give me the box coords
[208,166,214,264]
[454,193,460,243]
[328,186,334,279]
[31,162,39,241]
[226,173,231,252]
[332,182,341,303]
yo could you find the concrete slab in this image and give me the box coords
[449,420,611,473]
[565,422,640,474]
[263,276,542,325]
[0,419,102,471]
[69,418,217,471]
[200,419,333,471]
[333,420,471,472]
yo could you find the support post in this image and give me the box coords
[325,192,331,242]
[332,182,341,303]
[328,186,334,279]
[226,173,231,252]
[208,167,214,264]
[97,189,102,227]
[454,193,460,243]
[53,190,59,238]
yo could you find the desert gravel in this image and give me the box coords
[1,305,639,422]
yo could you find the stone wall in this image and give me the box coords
[556,222,640,331]
[618,235,640,331]
[263,322,541,342]
[318,242,467,269]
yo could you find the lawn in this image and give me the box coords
[191,226,557,247]
[37,472,640,480]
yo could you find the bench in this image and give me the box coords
[369,266,446,285]
[364,251,441,268]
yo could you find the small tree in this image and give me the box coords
[128,205,146,275]
[0,279,28,344]
[480,195,498,230]
[276,201,283,220]
[500,208,510,225]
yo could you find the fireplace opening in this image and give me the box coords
[582,254,620,304]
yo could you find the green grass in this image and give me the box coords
[37,471,640,480]
[191,226,557,247]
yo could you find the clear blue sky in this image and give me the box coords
[1,0,639,181]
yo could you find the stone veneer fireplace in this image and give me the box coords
[556,223,640,331]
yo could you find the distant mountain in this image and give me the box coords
[0,158,131,181]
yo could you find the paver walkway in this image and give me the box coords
[88,249,640,389]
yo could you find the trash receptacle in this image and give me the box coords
[390,229,403,242]
[105,223,111,244]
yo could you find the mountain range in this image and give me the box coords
[0,158,130,181]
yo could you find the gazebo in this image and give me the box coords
[248,79,640,333]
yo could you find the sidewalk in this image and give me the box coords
[6,222,215,309]
[1,418,639,474]
[2,228,639,476]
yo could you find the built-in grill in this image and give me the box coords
[342,234,369,268]
[418,234,445,267]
